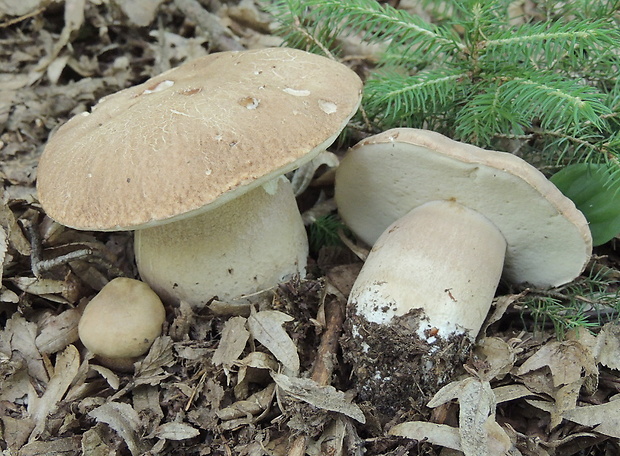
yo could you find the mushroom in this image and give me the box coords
[78,277,166,371]
[335,128,592,413]
[36,48,362,306]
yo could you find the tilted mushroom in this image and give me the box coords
[37,48,362,306]
[78,278,166,371]
[335,128,592,414]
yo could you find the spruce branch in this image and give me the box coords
[480,19,619,71]
[365,69,470,128]
[266,0,620,196]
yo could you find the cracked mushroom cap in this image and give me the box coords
[37,48,362,231]
[335,128,593,288]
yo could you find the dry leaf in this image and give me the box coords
[115,0,165,26]
[517,339,598,427]
[88,402,147,456]
[291,151,340,196]
[389,421,461,451]
[0,0,43,17]
[217,382,276,421]
[0,191,30,256]
[0,225,6,283]
[0,313,48,383]
[271,372,365,423]
[212,316,249,368]
[134,336,175,385]
[594,323,620,370]
[29,344,81,441]
[35,307,81,354]
[32,0,86,83]
[517,340,597,388]
[247,310,299,375]
[493,384,538,404]
[475,337,520,380]
[90,364,121,390]
[81,427,116,455]
[10,276,79,304]
[562,397,620,439]
[481,292,526,335]
[427,377,517,455]
[235,351,278,399]
[133,384,164,432]
[19,436,81,456]
[155,421,200,440]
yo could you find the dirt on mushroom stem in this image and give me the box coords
[342,305,471,424]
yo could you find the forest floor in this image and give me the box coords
[1,1,619,455]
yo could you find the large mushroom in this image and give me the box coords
[335,128,592,415]
[36,48,362,306]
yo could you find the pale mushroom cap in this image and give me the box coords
[37,48,363,231]
[78,277,166,359]
[335,128,593,288]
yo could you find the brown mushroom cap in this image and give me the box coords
[37,48,363,231]
[78,278,166,362]
[335,128,593,288]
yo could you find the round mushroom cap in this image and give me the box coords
[78,277,166,360]
[37,48,363,231]
[335,128,592,288]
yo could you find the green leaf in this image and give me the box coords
[551,163,620,245]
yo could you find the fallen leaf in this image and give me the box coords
[475,337,520,380]
[217,383,276,421]
[234,351,278,398]
[389,421,461,451]
[0,192,31,256]
[134,336,175,385]
[517,339,598,427]
[481,292,527,335]
[81,427,116,455]
[493,384,538,404]
[0,313,48,383]
[35,307,81,354]
[271,372,365,423]
[29,344,81,441]
[0,225,6,283]
[562,397,620,439]
[9,276,78,304]
[427,376,517,455]
[88,402,147,456]
[212,316,249,368]
[155,421,200,440]
[90,364,120,390]
[291,151,339,196]
[0,0,43,17]
[115,0,164,26]
[19,435,82,456]
[517,340,597,388]
[133,384,164,433]
[247,310,299,375]
[594,323,620,371]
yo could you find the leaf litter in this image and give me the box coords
[0,0,620,455]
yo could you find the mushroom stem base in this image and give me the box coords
[342,310,471,421]
[344,200,507,419]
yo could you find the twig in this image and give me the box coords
[311,296,345,385]
[289,293,346,453]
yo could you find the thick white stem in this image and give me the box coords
[134,177,308,307]
[348,200,507,340]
